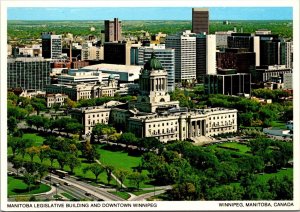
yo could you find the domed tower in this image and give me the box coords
[134,53,179,113]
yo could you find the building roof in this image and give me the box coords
[144,53,163,71]
[80,63,142,73]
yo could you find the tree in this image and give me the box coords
[57,152,68,170]
[92,123,105,142]
[52,103,61,113]
[83,163,104,182]
[31,97,46,115]
[64,98,77,109]
[8,116,18,134]
[26,115,44,130]
[114,169,129,189]
[18,139,34,159]
[168,182,197,200]
[23,173,37,192]
[48,149,58,167]
[8,136,21,157]
[38,145,51,163]
[127,172,147,190]
[268,176,292,200]
[119,132,137,148]
[108,133,121,144]
[206,184,244,200]
[26,146,40,162]
[37,164,49,182]
[82,140,100,162]
[67,155,81,174]
[65,122,83,136]
[11,158,24,176]
[104,165,114,185]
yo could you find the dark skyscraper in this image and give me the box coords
[41,32,62,59]
[104,18,122,42]
[192,8,209,34]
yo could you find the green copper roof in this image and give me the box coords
[144,53,163,70]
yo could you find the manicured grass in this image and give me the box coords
[8,133,45,155]
[22,133,45,146]
[270,121,287,130]
[217,142,250,154]
[95,144,142,172]
[95,144,154,188]
[256,168,293,183]
[61,192,77,200]
[8,176,51,196]
[108,191,130,200]
[131,189,160,196]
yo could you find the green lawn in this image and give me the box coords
[256,168,293,183]
[8,176,51,196]
[8,133,45,155]
[95,144,142,172]
[108,191,130,200]
[270,121,287,130]
[217,142,250,154]
[131,189,160,196]
[22,133,45,146]
[95,144,154,188]
[61,192,77,201]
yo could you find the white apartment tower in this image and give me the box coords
[166,30,196,82]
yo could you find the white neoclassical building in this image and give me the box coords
[72,54,238,142]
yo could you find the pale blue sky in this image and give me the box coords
[8,7,292,20]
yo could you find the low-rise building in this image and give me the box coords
[46,93,68,108]
[46,75,117,101]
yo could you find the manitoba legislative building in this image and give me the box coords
[71,54,238,143]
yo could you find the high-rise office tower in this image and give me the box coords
[217,48,256,73]
[196,34,216,81]
[280,41,292,69]
[104,18,122,42]
[166,30,196,82]
[258,34,280,66]
[104,42,131,65]
[192,8,209,34]
[41,32,62,59]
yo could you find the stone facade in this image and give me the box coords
[46,93,68,108]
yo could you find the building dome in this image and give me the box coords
[144,53,163,71]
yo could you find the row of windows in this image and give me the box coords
[149,127,177,135]
[209,114,235,120]
[148,121,177,128]
[87,113,109,118]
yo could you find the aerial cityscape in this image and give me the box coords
[6,7,293,202]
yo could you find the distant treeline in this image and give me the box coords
[8,20,292,43]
